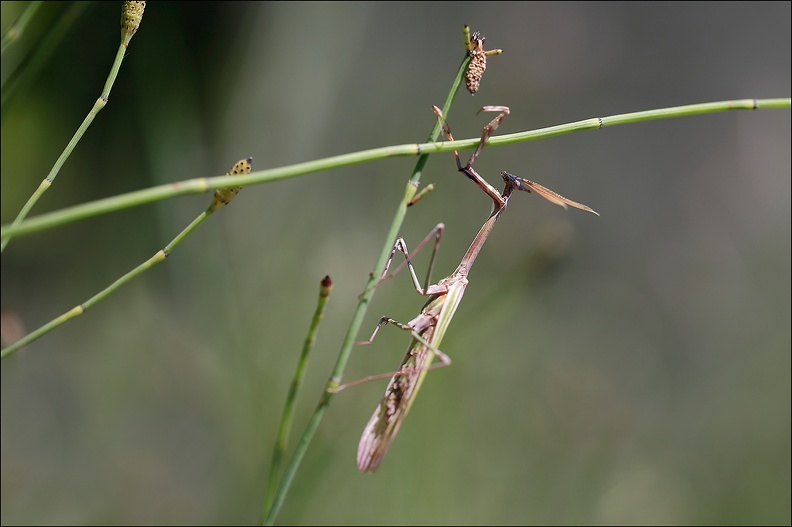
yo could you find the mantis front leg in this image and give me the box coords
[432,104,510,211]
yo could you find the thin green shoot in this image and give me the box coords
[2,98,787,244]
[0,1,145,253]
[262,275,333,519]
[408,183,435,207]
[0,158,252,360]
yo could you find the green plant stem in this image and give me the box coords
[1,157,247,358]
[2,206,209,359]
[3,98,788,243]
[261,52,472,527]
[262,276,333,520]
[1,35,127,253]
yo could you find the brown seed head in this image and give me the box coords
[465,33,487,94]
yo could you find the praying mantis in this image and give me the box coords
[351,105,599,473]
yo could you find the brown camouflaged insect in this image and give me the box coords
[351,106,597,473]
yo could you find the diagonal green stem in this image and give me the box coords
[0,208,207,359]
[1,0,143,253]
[0,158,248,360]
[2,98,788,243]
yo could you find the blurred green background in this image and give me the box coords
[2,2,790,524]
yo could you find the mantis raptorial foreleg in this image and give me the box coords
[433,104,509,209]
[469,105,510,167]
[435,104,599,215]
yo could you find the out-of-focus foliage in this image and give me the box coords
[2,2,789,524]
